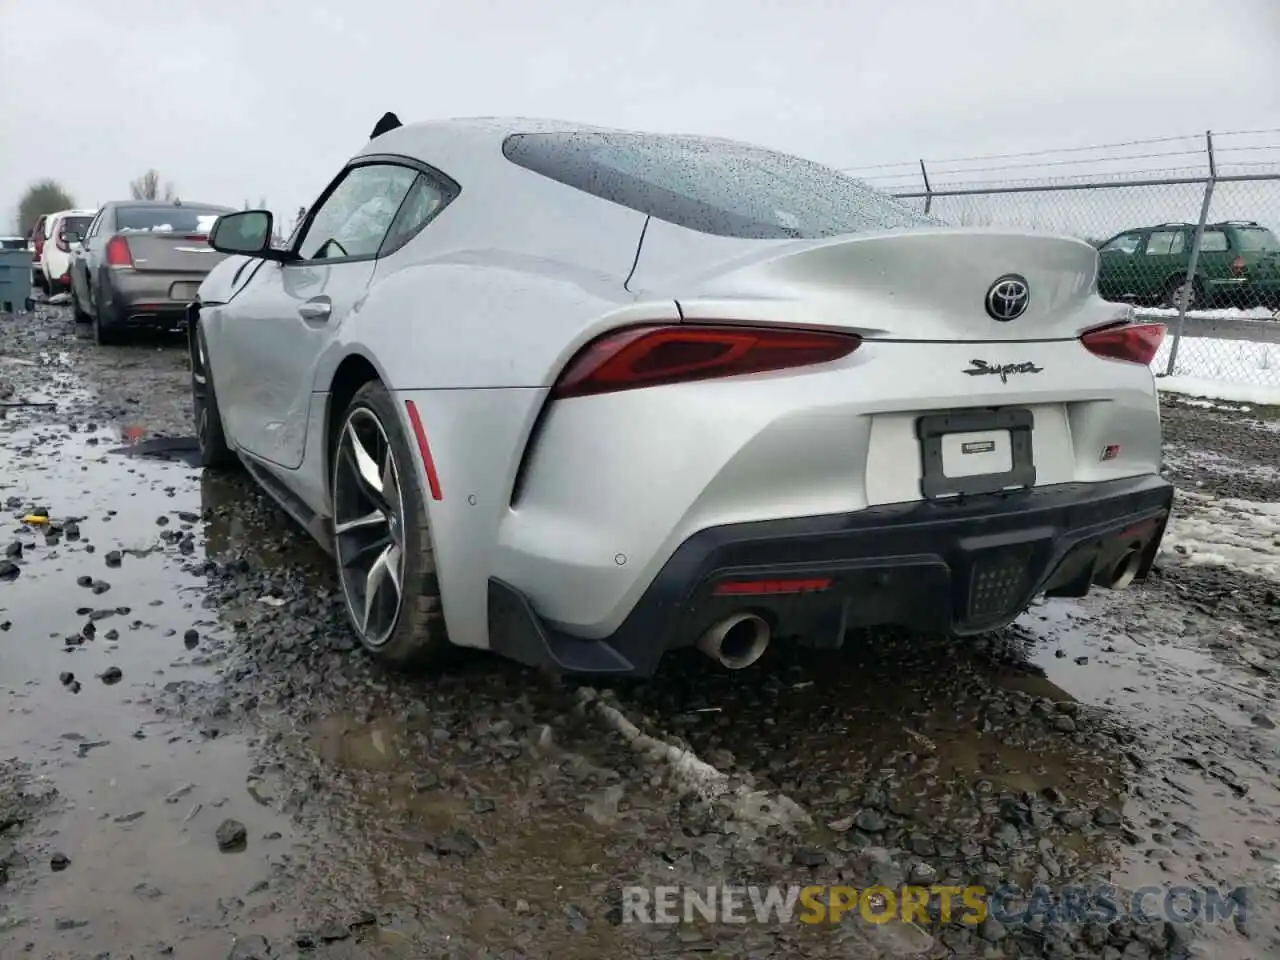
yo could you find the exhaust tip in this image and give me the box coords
[697,613,771,670]
[1107,548,1143,590]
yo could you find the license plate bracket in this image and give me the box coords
[917,407,1035,500]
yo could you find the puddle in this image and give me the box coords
[1018,593,1280,958]
[0,424,309,955]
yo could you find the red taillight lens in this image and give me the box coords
[1230,255,1247,278]
[183,234,208,242]
[105,236,133,267]
[1081,322,1166,365]
[34,238,44,256]
[550,324,862,399]
[714,578,833,596]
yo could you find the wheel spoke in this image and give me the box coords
[346,422,384,498]
[334,509,386,536]
[341,534,393,569]
[361,543,402,634]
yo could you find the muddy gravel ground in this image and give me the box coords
[2,306,1280,960]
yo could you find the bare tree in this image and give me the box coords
[129,169,177,202]
[15,179,75,233]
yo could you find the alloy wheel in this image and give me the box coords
[333,408,406,647]
[192,336,210,449]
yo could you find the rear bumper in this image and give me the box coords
[103,270,203,327]
[489,474,1174,677]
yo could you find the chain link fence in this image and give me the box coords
[848,130,1280,398]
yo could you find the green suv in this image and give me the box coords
[1096,220,1280,310]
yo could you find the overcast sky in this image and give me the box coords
[2,0,1278,230]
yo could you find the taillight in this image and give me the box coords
[105,236,133,267]
[714,578,832,596]
[34,237,44,257]
[183,234,208,242]
[1230,256,1247,278]
[1081,322,1166,365]
[550,324,862,399]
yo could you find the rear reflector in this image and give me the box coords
[551,324,862,399]
[404,400,443,501]
[713,578,833,596]
[1080,322,1165,365]
[105,235,133,267]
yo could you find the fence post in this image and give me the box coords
[919,160,933,215]
[1164,131,1217,377]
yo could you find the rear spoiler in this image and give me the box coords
[370,112,402,139]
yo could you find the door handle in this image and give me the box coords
[298,297,332,322]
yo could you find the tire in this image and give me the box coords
[1163,276,1201,312]
[190,323,237,469]
[92,288,124,345]
[330,380,448,667]
[71,280,91,324]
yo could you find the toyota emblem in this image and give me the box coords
[985,275,1030,322]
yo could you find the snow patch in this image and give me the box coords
[1139,306,1278,322]
[1150,335,1280,403]
[1158,376,1280,405]
[1162,489,1280,583]
[576,687,812,833]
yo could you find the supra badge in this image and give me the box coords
[962,359,1045,383]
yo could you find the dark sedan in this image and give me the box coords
[69,200,235,344]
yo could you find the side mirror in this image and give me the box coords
[210,210,291,260]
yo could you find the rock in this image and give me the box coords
[853,808,887,833]
[978,916,1008,942]
[227,934,273,959]
[0,561,18,581]
[184,628,200,649]
[792,849,825,868]
[216,819,248,852]
[1251,713,1276,730]
[50,852,70,871]
[1093,806,1122,827]
[104,551,122,567]
[99,666,123,685]
[1053,715,1077,733]
[317,920,349,942]
[429,830,479,858]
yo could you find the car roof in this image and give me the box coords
[48,209,97,219]
[106,199,232,209]
[355,115,769,168]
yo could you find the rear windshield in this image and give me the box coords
[116,206,229,234]
[1234,227,1279,252]
[502,131,935,240]
[60,216,92,236]
[0,238,25,250]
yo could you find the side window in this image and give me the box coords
[1200,230,1229,253]
[1144,230,1185,256]
[377,174,454,257]
[1102,232,1142,254]
[294,163,418,261]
